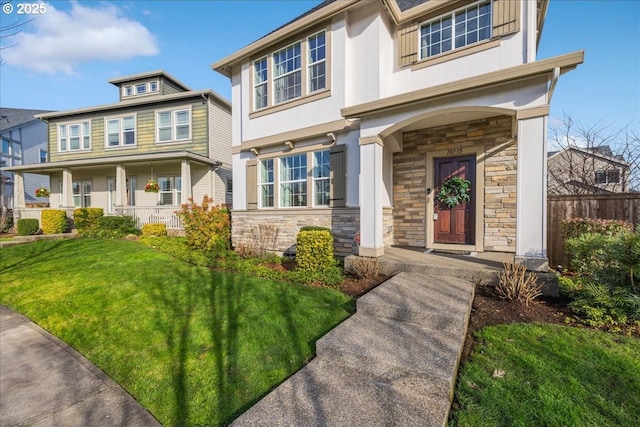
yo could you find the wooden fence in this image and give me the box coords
[547,193,640,266]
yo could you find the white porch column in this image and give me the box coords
[13,172,25,208]
[61,168,73,208]
[515,115,548,271]
[180,159,192,204]
[359,137,384,257]
[115,164,127,209]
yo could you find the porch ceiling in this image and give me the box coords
[399,110,502,132]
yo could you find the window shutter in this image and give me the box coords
[246,159,258,210]
[398,22,419,67]
[330,145,346,207]
[492,0,520,37]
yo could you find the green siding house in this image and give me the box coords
[5,70,231,228]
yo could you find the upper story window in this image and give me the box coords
[106,115,136,147]
[1,137,21,166]
[40,149,47,163]
[59,121,91,152]
[595,169,620,184]
[123,81,159,97]
[274,42,302,104]
[156,108,191,143]
[420,1,491,59]
[254,58,268,110]
[252,30,328,111]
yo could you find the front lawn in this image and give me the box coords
[451,322,640,426]
[0,239,354,426]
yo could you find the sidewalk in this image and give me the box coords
[0,305,159,427]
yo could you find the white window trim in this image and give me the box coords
[157,176,182,206]
[155,106,192,144]
[104,114,137,149]
[58,120,91,153]
[122,81,159,97]
[418,0,492,61]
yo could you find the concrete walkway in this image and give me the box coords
[0,305,159,427]
[231,272,475,427]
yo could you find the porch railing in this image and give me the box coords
[12,206,183,230]
[120,206,183,229]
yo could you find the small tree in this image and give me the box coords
[547,115,639,194]
[177,196,230,253]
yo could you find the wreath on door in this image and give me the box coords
[436,176,471,208]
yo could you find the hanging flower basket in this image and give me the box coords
[35,187,50,198]
[436,176,471,208]
[145,180,160,193]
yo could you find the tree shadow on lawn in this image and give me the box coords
[143,267,344,426]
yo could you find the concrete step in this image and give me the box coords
[315,313,464,399]
[231,357,451,427]
[357,272,474,335]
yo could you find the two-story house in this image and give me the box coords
[548,145,631,194]
[212,0,583,270]
[3,71,231,228]
[0,108,52,209]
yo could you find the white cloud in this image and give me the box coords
[2,1,158,74]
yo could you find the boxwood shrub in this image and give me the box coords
[16,218,39,236]
[41,209,67,234]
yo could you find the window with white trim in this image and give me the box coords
[149,81,158,92]
[313,150,330,206]
[158,176,181,205]
[58,122,91,152]
[135,83,147,94]
[156,109,191,143]
[252,29,328,110]
[280,154,307,207]
[420,0,491,59]
[259,158,274,208]
[72,180,92,208]
[106,115,136,147]
[123,86,133,97]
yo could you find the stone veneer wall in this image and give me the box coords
[231,209,360,256]
[394,116,516,251]
[231,207,394,257]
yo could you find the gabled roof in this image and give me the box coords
[547,145,630,167]
[212,0,551,77]
[0,108,53,131]
[108,70,191,91]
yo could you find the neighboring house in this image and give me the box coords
[212,0,583,270]
[1,71,231,228]
[547,145,631,194]
[0,108,52,209]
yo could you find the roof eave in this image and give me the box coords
[211,0,359,77]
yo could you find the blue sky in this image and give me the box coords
[1,0,638,132]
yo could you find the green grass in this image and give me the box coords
[0,239,354,426]
[451,323,640,427]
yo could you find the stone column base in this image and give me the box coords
[515,255,549,272]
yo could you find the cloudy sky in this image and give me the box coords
[0,0,638,131]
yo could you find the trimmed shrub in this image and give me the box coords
[41,209,67,234]
[74,208,103,235]
[177,196,230,253]
[300,225,331,233]
[142,223,167,237]
[16,218,39,236]
[296,229,335,272]
[93,215,139,239]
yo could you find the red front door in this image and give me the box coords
[434,156,475,244]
